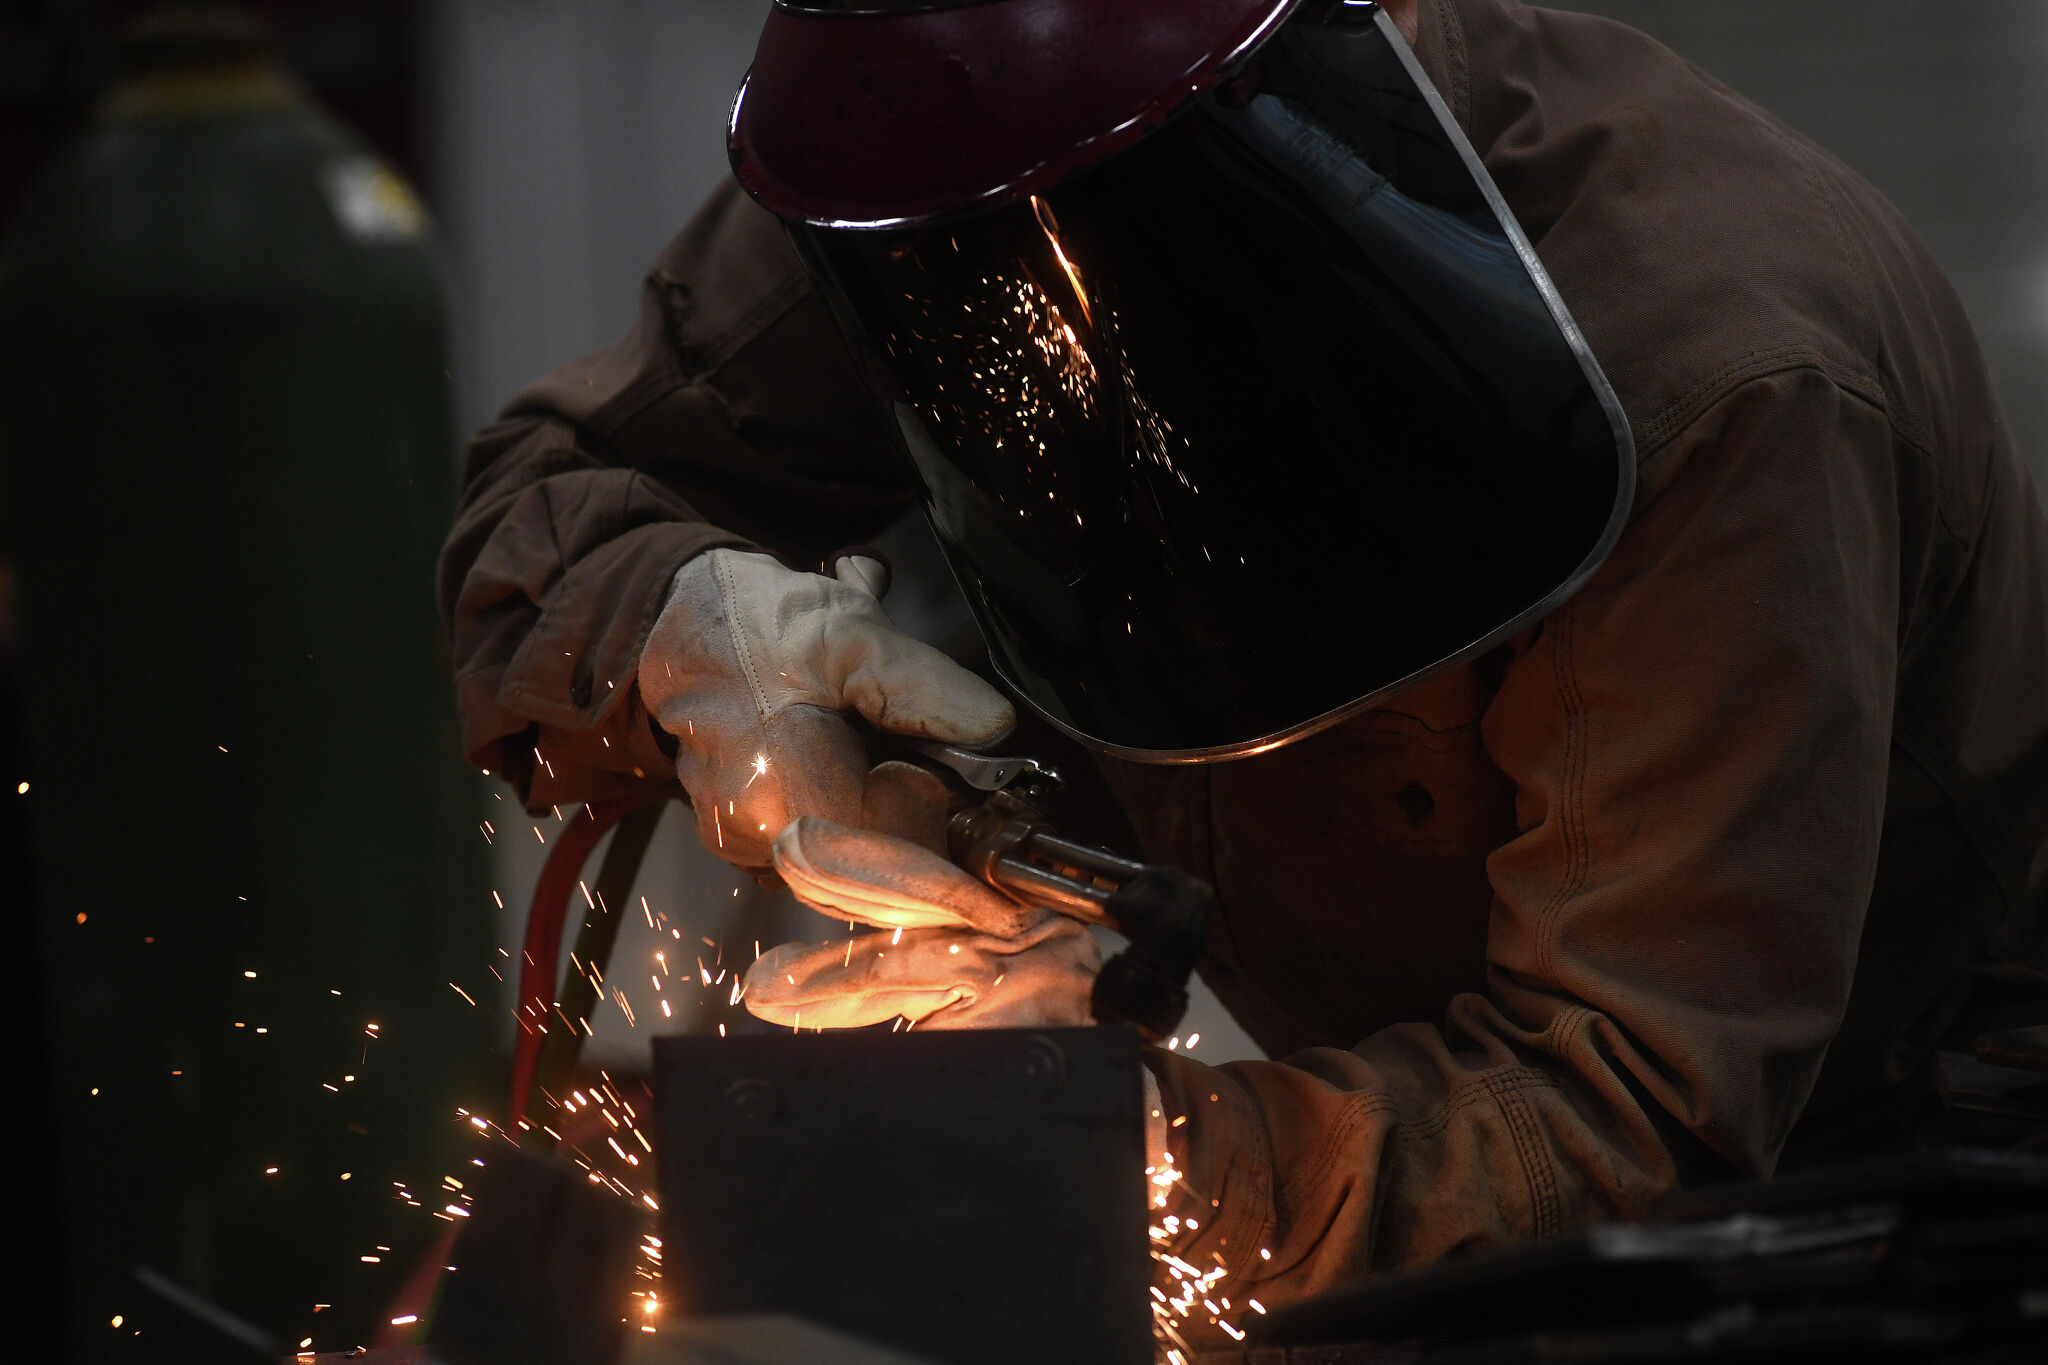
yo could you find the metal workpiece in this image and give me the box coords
[652,1027,1156,1365]
[1221,1149,2048,1364]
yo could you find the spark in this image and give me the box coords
[745,752,770,787]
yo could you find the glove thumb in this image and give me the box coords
[773,815,1042,937]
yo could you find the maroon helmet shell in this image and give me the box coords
[728,2,1636,760]
[730,0,1300,227]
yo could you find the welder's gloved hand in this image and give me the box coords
[743,812,1099,1028]
[639,548,1014,872]
[771,812,1044,936]
[745,917,1101,1030]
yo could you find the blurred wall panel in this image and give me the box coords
[426,0,764,437]
[1561,0,2048,500]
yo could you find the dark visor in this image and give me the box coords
[792,6,1633,760]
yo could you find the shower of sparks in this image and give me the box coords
[1147,1141,1265,1352]
[213,813,899,1352]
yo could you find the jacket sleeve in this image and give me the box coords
[1148,369,1906,1336]
[436,178,916,808]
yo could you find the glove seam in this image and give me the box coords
[1486,1072,1564,1238]
[712,549,777,725]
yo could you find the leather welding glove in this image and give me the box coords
[744,812,1095,1027]
[639,548,1015,871]
[748,813,1169,1153]
[744,918,1101,1030]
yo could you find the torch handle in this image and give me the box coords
[946,788,1212,1041]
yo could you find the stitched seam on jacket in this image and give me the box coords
[1754,115,1947,476]
[1277,1068,1561,1215]
[1490,1077,1561,1236]
[585,364,686,442]
[1637,360,1971,569]
[1396,1067,1556,1141]
[700,268,815,376]
[1673,115,1956,543]
[714,552,775,723]
[1889,715,2022,913]
[1276,1090,1400,1212]
[1634,346,1876,455]
[649,257,814,378]
[1833,381,1974,553]
[583,264,813,443]
[1430,0,1472,130]
[1534,604,1591,977]
[1755,117,1969,546]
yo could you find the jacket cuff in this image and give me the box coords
[1147,1050,1280,1309]
[498,522,751,735]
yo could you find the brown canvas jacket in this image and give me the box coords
[438,0,2048,1332]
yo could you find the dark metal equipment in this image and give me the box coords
[1203,1149,2048,1364]
[652,1027,1155,1365]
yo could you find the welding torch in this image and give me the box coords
[907,740,1215,1043]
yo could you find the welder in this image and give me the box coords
[439,0,2048,1340]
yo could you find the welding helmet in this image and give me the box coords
[729,0,1634,762]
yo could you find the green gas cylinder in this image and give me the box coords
[0,10,495,1360]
